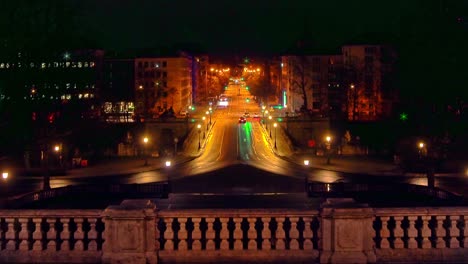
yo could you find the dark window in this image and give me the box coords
[163,72,167,78]
[138,62,142,68]
[162,61,167,67]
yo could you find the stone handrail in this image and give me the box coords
[373,207,468,263]
[1,200,468,263]
[0,210,104,263]
[157,208,321,263]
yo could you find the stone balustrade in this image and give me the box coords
[0,199,467,263]
[0,209,104,263]
[156,208,321,263]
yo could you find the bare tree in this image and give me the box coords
[289,56,313,112]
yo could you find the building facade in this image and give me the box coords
[342,45,398,121]
[134,56,193,117]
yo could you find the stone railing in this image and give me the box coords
[374,207,468,263]
[0,210,104,263]
[1,199,468,263]
[156,208,321,263]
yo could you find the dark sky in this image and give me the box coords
[74,0,427,54]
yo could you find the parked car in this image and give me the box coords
[239,116,247,123]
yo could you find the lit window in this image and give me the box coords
[84,62,89,67]
[90,93,94,98]
[84,93,89,98]
[71,62,76,68]
[30,63,34,68]
[0,63,4,68]
[54,62,59,67]
[66,62,70,67]
[66,94,71,100]
[90,62,95,67]
[78,62,82,68]
[6,63,9,68]
[41,63,46,69]
[61,95,66,100]
[78,94,82,99]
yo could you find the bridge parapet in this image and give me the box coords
[1,199,468,263]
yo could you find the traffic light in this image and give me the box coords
[224,86,228,90]
[246,98,250,103]
[399,112,408,121]
[245,86,249,90]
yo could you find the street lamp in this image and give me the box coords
[54,144,62,168]
[418,141,425,159]
[202,116,207,138]
[268,116,273,138]
[273,123,278,149]
[325,136,332,164]
[143,137,149,166]
[264,110,269,126]
[208,107,212,125]
[303,160,310,166]
[2,171,8,180]
[197,124,202,149]
[417,141,434,188]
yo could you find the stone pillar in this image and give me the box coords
[102,199,157,264]
[319,198,376,264]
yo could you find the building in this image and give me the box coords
[342,45,398,121]
[281,54,344,118]
[101,58,135,122]
[0,49,104,122]
[134,56,193,117]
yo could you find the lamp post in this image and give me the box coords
[202,116,206,138]
[205,111,210,128]
[54,144,62,168]
[417,141,434,188]
[263,109,268,126]
[325,136,332,164]
[174,137,178,156]
[208,107,212,125]
[143,137,149,166]
[197,124,201,149]
[274,122,278,149]
[268,116,272,138]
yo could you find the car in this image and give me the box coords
[179,110,189,117]
[239,116,247,123]
[253,113,260,119]
[243,112,250,118]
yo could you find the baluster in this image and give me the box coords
[205,217,215,250]
[46,218,57,251]
[275,217,286,250]
[261,217,271,250]
[60,218,71,250]
[247,217,257,250]
[393,216,404,249]
[421,216,432,249]
[449,216,460,248]
[5,218,17,250]
[233,217,243,250]
[192,217,202,250]
[302,217,313,250]
[74,218,84,251]
[178,218,188,250]
[289,217,299,250]
[164,218,174,250]
[18,218,29,250]
[464,216,468,248]
[407,216,418,248]
[219,217,229,250]
[155,218,161,250]
[379,216,390,248]
[32,218,43,251]
[435,216,446,248]
[87,218,98,251]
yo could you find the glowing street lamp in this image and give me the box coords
[325,135,332,164]
[143,137,149,166]
[2,171,8,180]
[197,124,202,149]
[303,160,310,166]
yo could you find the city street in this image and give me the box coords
[1,83,467,207]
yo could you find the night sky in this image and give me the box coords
[73,0,427,53]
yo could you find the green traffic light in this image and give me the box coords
[246,86,249,90]
[399,112,408,121]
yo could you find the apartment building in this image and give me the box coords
[342,45,397,121]
[134,56,193,117]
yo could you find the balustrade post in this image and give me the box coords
[319,198,376,264]
[32,218,42,251]
[60,218,71,250]
[379,216,390,249]
[435,216,446,248]
[192,217,202,250]
[205,217,216,250]
[102,199,157,264]
[393,216,404,249]
[275,217,286,250]
[289,217,300,250]
[18,218,29,251]
[74,218,84,251]
[261,217,272,250]
[247,217,257,250]
[46,218,57,251]
[177,218,187,250]
[219,217,229,250]
[421,216,432,249]
[302,217,313,250]
[87,218,98,251]
[449,216,460,248]
[5,218,16,250]
[233,217,243,250]
[163,218,174,250]
[407,216,418,248]
[464,217,468,248]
